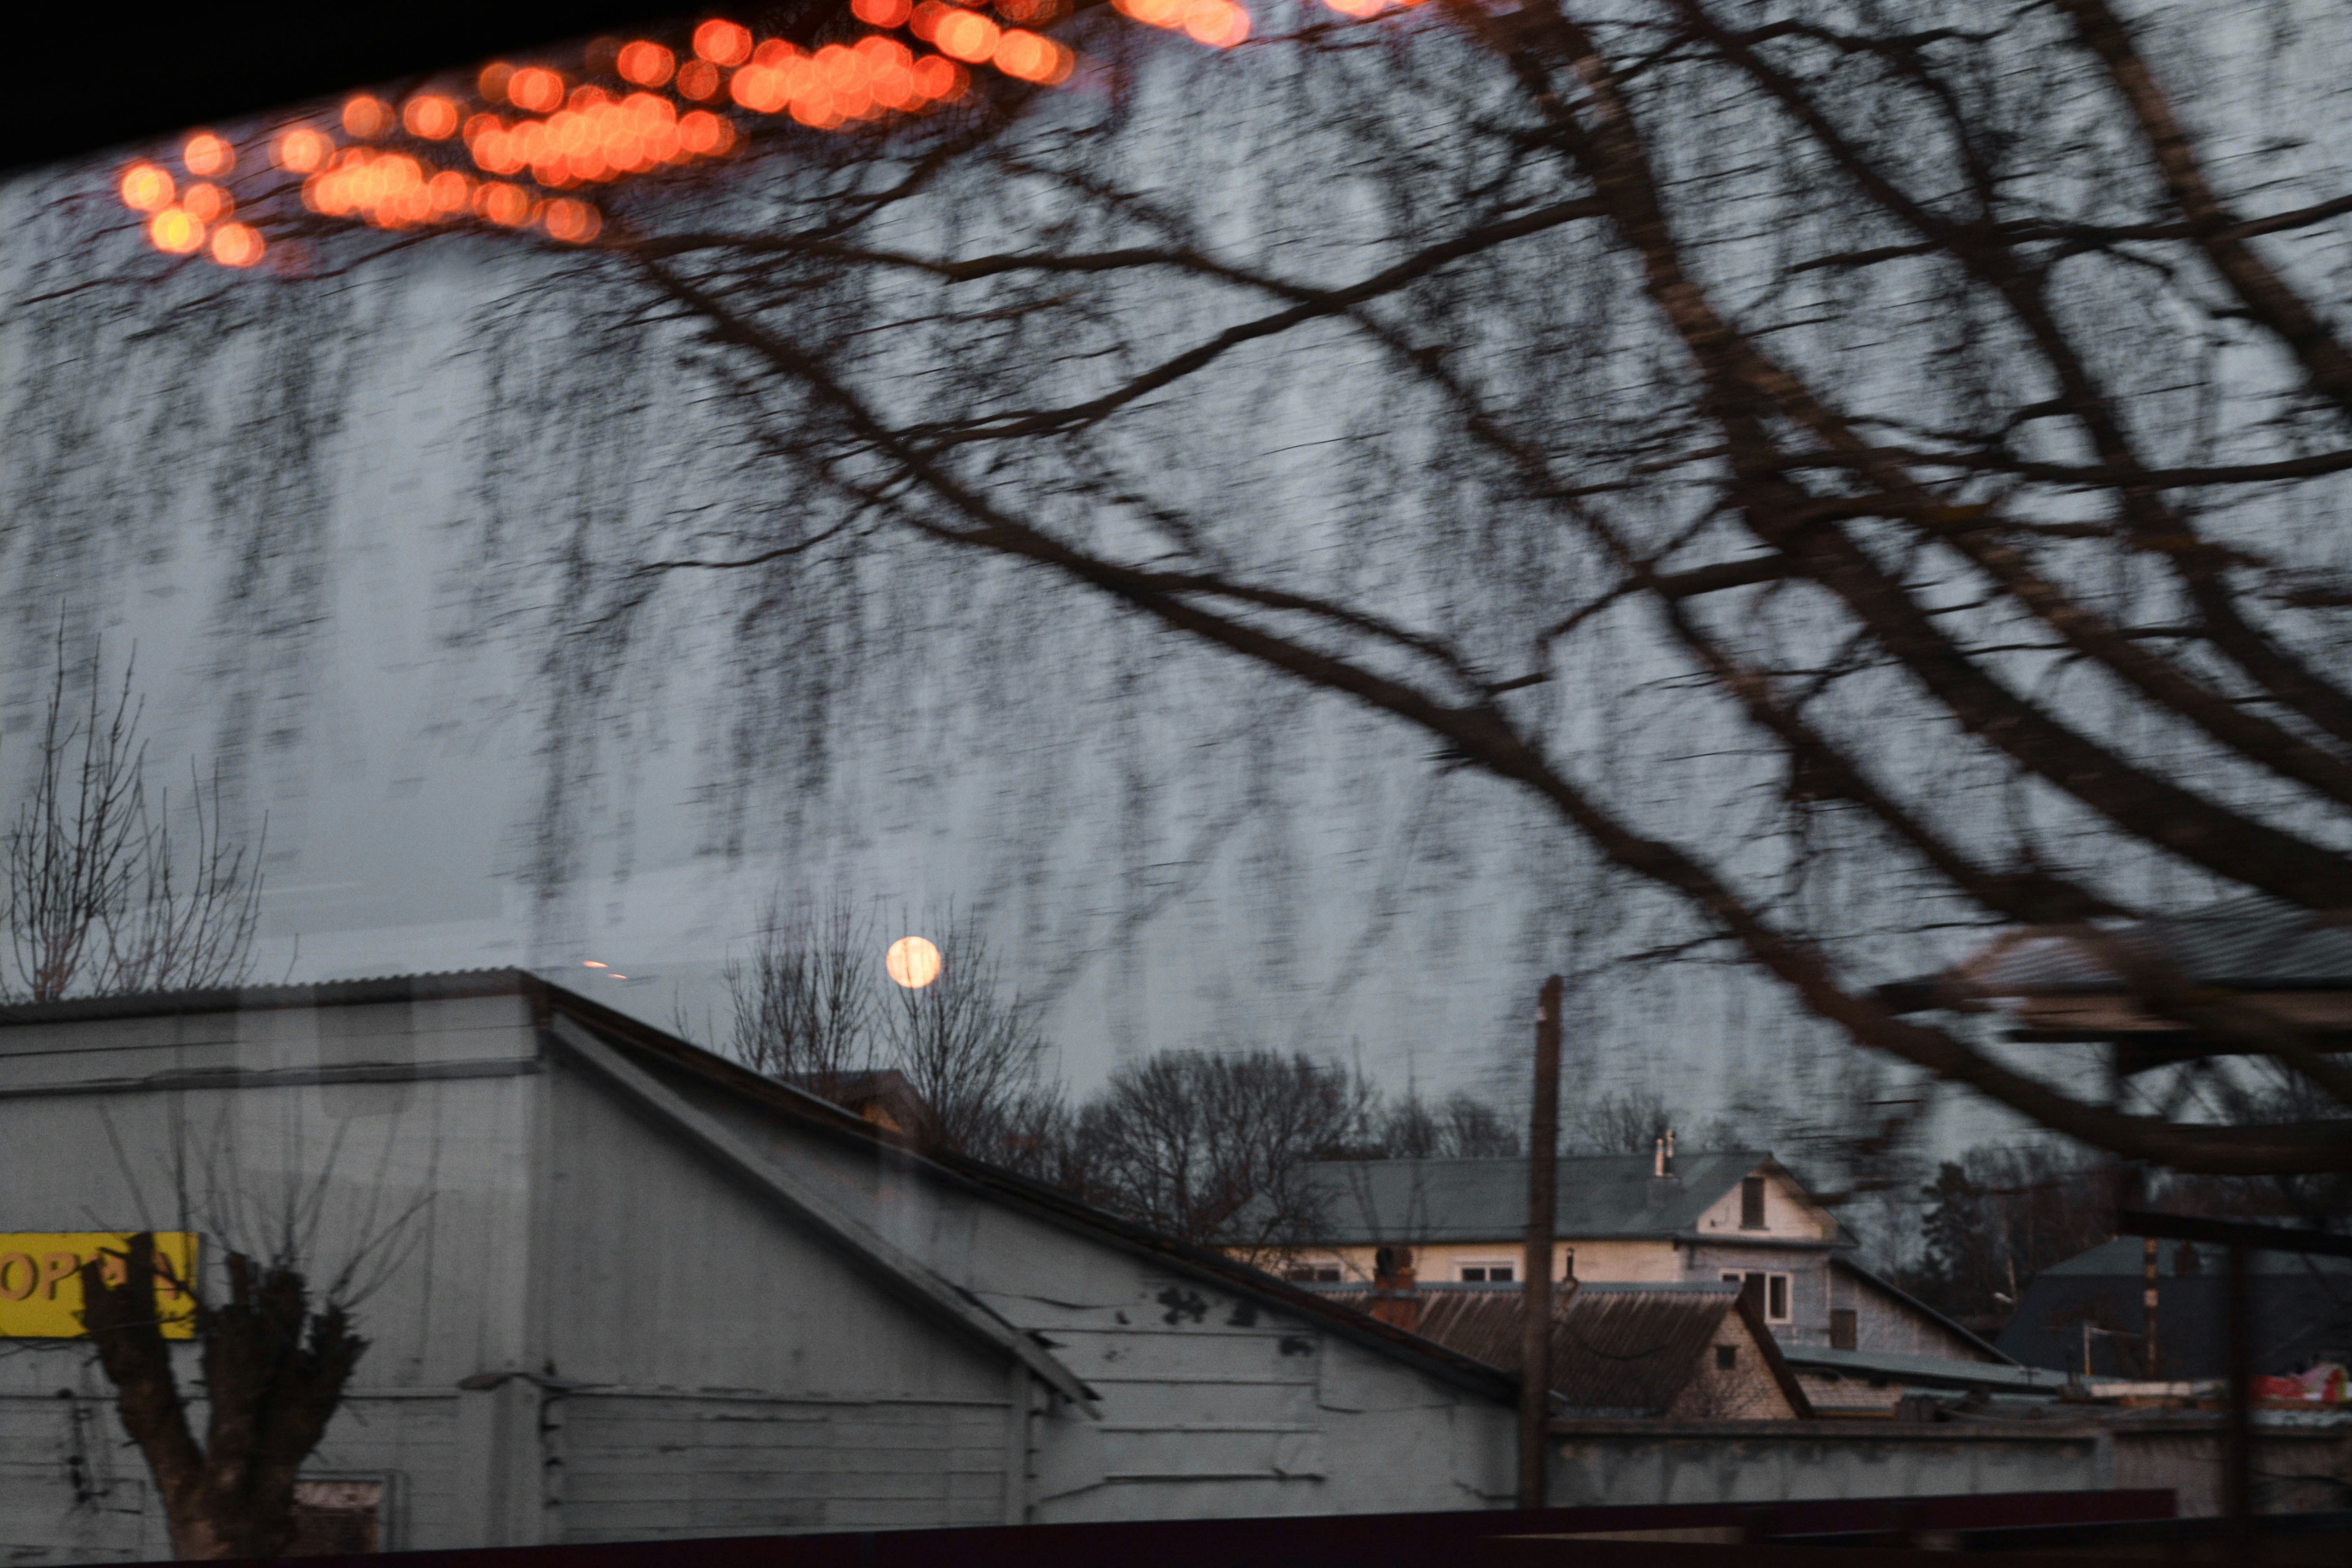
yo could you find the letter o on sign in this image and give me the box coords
[0,1254,36,1301]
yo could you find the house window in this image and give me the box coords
[1740,1176,1768,1230]
[1458,1262,1515,1283]
[1722,1270,1792,1323]
[1715,1344,1737,1370]
[1284,1265,1342,1283]
[1830,1308,1857,1350]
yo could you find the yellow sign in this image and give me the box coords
[0,1234,198,1339]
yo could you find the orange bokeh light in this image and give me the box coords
[148,207,204,254]
[182,131,234,178]
[274,127,333,172]
[675,58,722,100]
[910,1,951,40]
[427,171,474,213]
[521,70,570,113]
[617,40,676,86]
[508,67,566,114]
[731,62,789,113]
[693,19,753,66]
[677,109,734,155]
[476,181,534,226]
[853,0,915,23]
[209,223,264,268]
[541,198,603,243]
[911,54,965,102]
[120,162,174,212]
[403,94,461,139]
[343,95,391,138]
[932,8,1000,62]
[182,182,231,223]
[991,28,1071,82]
[479,62,516,102]
[1114,0,1182,24]
[1184,0,1250,44]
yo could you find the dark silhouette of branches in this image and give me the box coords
[4,639,263,1002]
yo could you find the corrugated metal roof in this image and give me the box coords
[1274,1152,1777,1243]
[1963,897,2352,995]
[1312,1279,1810,1416]
[0,968,539,1024]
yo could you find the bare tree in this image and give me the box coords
[881,907,1051,1152]
[29,0,2352,1174]
[1071,1049,1376,1250]
[725,896,1050,1154]
[725,891,875,1091]
[5,641,263,1002]
[77,1233,364,1561]
[1378,1089,1523,1158]
[69,1115,429,1562]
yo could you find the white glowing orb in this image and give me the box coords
[886,935,942,989]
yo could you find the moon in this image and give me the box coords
[886,935,942,989]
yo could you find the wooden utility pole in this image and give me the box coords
[1518,974,1563,1511]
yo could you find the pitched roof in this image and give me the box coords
[0,968,1521,1406]
[2042,1237,2352,1278]
[1778,1345,2067,1394]
[1274,1151,1806,1244]
[1311,1279,1812,1417]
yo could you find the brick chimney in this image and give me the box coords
[1370,1244,1419,1334]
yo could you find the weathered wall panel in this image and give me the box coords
[1546,1424,2110,1507]
[555,1394,1007,1539]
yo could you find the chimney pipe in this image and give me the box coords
[1653,1137,1665,1178]
[1371,1245,1419,1335]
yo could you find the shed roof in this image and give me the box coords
[1270,1151,1820,1244]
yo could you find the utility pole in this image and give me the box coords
[1518,974,1563,1512]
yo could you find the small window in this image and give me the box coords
[1459,1263,1515,1283]
[1740,1176,1767,1230]
[1723,1270,1791,1324]
[1715,1344,1737,1370]
[1284,1265,1341,1283]
[1830,1308,1857,1350]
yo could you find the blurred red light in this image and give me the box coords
[617,40,676,87]
[182,132,234,177]
[209,223,264,268]
[693,19,753,66]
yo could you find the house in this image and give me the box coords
[1313,1280,1813,1420]
[2000,1237,2352,1379]
[1261,1151,2008,1367]
[0,971,1526,1560]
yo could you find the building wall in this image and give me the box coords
[0,995,548,1558]
[1545,1423,2112,1507]
[1831,1268,1999,1362]
[658,1064,1521,1523]
[1662,1325,1802,1422]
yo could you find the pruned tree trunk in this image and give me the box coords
[78,1232,366,1561]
